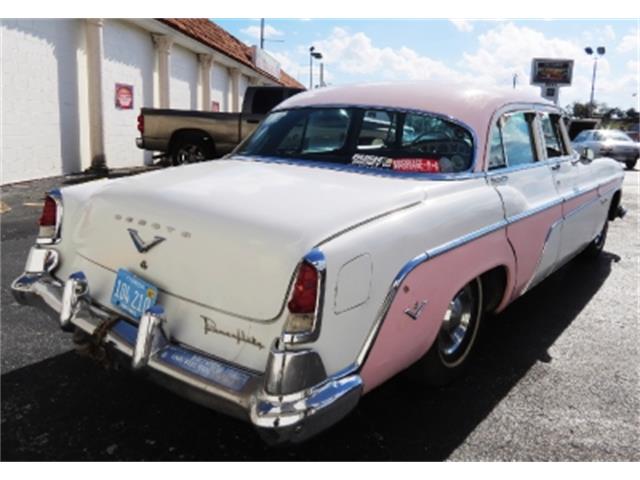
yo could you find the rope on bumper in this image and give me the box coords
[73,317,120,369]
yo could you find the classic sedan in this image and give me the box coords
[12,83,626,444]
[572,129,639,170]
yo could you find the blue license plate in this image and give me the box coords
[111,269,158,320]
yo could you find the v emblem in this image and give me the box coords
[128,228,166,253]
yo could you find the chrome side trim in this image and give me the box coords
[355,180,613,369]
[355,218,507,367]
[36,189,63,245]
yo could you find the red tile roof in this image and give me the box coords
[159,19,305,89]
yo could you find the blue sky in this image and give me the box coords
[215,18,639,110]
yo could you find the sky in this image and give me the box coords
[214,18,639,110]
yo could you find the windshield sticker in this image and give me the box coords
[352,154,393,169]
[392,158,441,173]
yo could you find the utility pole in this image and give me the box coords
[320,63,325,87]
[260,18,264,49]
[513,73,518,89]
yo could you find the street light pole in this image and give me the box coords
[309,46,323,89]
[585,46,606,117]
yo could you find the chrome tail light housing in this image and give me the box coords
[282,249,326,345]
[37,190,62,244]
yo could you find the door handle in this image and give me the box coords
[490,175,508,185]
[551,163,561,171]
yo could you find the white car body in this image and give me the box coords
[13,83,625,443]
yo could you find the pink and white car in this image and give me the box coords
[12,83,626,444]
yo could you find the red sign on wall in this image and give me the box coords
[115,83,134,110]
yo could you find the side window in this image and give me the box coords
[488,123,506,170]
[357,110,398,151]
[539,113,567,158]
[501,112,538,167]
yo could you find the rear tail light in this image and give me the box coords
[283,250,326,344]
[37,192,62,243]
[137,113,144,134]
[287,262,318,314]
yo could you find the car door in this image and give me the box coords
[486,109,564,299]
[542,113,604,265]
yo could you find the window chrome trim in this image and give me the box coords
[248,103,480,176]
[232,155,486,181]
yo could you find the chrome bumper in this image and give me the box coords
[11,247,363,444]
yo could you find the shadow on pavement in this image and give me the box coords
[0,251,617,461]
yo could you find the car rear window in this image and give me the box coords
[237,107,474,174]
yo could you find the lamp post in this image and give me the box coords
[309,46,322,89]
[585,46,605,117]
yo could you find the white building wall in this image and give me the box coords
[238,74,249,112]
[102,20,155,168]
[1,19,83,184]
[170,44,198,110]
[211,62,229,112]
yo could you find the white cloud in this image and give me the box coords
[450,19,474,32]
[241,24,283,40]
[315,27,463,82]
[617,29,638,53]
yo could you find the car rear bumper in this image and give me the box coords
[11,247,363,444]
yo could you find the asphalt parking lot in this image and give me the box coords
[1,170,638,461]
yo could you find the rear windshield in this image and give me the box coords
[236,107,474,174]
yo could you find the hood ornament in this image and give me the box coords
[128,228,166,253]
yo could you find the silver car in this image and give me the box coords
[572,129,639,170]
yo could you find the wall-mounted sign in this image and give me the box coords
[530,59,574,86]
[211,101,220,112]
[251,46,281,79]
[115,83,134,110]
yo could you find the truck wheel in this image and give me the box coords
[625,158,637,170]
[408,278,483,386]
[582,221,608,259]
[170,135,214,166]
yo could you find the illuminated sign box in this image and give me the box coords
[530,58,574,86]
[251,46,281,80]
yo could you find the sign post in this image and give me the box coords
[530,58,574,105]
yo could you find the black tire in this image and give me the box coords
[625,158,637,170]
[582,221,608,259]
[170,134,214,166]
[407,278,483,386]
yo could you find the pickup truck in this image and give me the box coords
[136,86,303,165]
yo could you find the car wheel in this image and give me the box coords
[625,158,637,170]
[171,136,214,166]
[582,221,608,259]
[408,278,483,386]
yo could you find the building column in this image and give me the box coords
[85,18,107,173]
[229,67,241,112]
[198,54,213,111]
[152,34,173,108]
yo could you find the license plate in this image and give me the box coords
[111,269,158,320]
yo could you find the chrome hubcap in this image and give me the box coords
[439,284,477,362]
[177,145,204,164]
